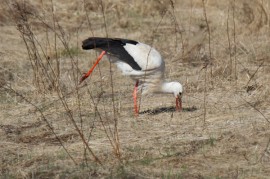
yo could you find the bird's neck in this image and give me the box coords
[160,81,176,94]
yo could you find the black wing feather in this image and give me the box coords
[82,37,141,70]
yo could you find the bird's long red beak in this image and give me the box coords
[176,94,182,111]
[79,51,106,84]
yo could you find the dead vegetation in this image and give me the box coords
[0,0,270,178]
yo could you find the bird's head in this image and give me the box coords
[171,82,183,98]
[171,82,183,111]
[160,81,183,111]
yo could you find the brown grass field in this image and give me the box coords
[1,0,270,178]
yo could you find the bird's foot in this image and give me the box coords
[79,73,89,84]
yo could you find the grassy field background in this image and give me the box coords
[1,0,270,178]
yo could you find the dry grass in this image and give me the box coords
[1,0,270,178]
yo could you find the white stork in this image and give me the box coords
[80,37,183,116]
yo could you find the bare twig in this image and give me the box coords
[50,0,60,89]
[138,7,168,114]
[202,0,212,76]
[232,0,237,82]
[245,61,264,87]
[259,137,270,163]
[240,96,270,124]
[203,62,207,124]
[83,0,95,36]
[99,0,121,158]
[9,0,103,165]
[169,0,185,57]
[227,5,233,81]
[3,86,78,165]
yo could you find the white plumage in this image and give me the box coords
[80,37,183,115]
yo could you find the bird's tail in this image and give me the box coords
[82,37,138,50]
[82,37,109,50]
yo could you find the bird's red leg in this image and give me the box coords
[79,51,106,84]
[133,80,139,116]
[176,96,182,112]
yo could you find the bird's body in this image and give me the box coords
[81,37,183,115]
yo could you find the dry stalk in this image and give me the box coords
[9,0,104,165]
[201,0,211,124]
[203,63,207,124]
[50,0,60,88]
[226,5,233,81]
[32,13,101,165]
[83,0,95,36]
[240,96,270,124]
[8,82,103,165]
[54,84,103,165]
[202,0,212,77]
[75,22,89,163]
[92,0,121,158]
[259,137,270,163]
[138,7,167,114]
[10,1,63,92]
[3,86,78,165]
[102,0,121,158]
[187,0,194,51]
[245,61,264,87]
[169,0,185,57]
[137,1,182,117]
[232,0,237,83]
[50,36,103,165]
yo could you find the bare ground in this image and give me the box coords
[1,0,270,178]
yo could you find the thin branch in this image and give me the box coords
[226,5,233,81]
[99,0,121,158]
[245,60,264,87]
[240,96,270,124]
[3,86,78,165]
[202,0,212,76]
[138,8,168,114]
[169,0,184,57]
[232,0,237,82]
